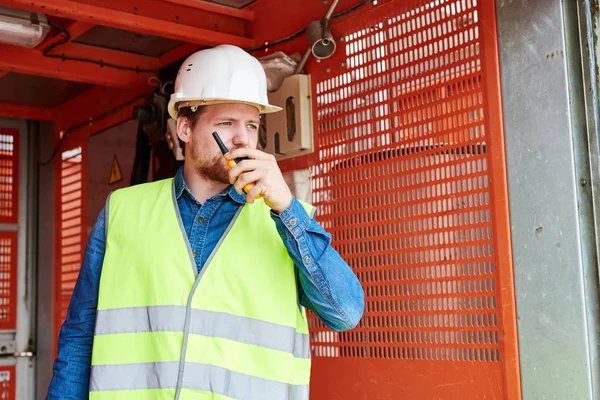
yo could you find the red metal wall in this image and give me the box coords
[279,0,521,398]
[0,128,18,332]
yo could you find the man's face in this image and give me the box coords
[179,103,261,184]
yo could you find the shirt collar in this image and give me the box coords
[174,166,246,204]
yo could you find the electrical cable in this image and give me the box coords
[38,94,147,166]
[44,22,156,73]
[247,0,375,53]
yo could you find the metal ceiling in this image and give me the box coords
[0,73,92,108]
[0,0,257,121]
[73,26,184,58]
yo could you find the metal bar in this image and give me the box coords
[0,224,18,232]
[479,2,521,398]
[159,0,254,20]
[0,0,252,48]
[0,45,152,87]
[15,120,34,399]
[570,1,600,398]
[0,104,55,121]
[324,0,340,21]
[293,48,311,74]
[35,120,54,396]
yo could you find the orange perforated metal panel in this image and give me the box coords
[0,129,19,225]
[54,146,84,347]
[0,232,17,331]
[285,0,521,398]
[0,366,15,399]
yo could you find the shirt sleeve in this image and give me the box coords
[46,207,106,399]
[271,198,364,331]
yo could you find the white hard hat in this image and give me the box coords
[168,44,281,119]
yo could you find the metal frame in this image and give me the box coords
[0,45,151,87]
[0,118,35,399]
[16,120,36,400]
[0,105,54,122]
[572,1,600,398]
[35,121,54,399]
[496,0,600,398]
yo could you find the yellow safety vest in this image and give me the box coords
[89,178,313,400]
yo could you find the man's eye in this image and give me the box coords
[219,122,232,126]
[248,124,258,130]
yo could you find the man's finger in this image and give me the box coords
[234,170,262,194]
[245,180,265,204]
[228,147,274,161]
[228,159,260,183]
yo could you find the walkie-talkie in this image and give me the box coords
[212,131,258,196]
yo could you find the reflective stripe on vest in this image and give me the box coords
[90,361,309,400]
[91,178,313,399]
[94,306,310,359]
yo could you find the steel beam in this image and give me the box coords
[64,21,95,39]
[0,0,252,47]
[0,104,54,121]
[54,86,152,136]
[0,44,153,87]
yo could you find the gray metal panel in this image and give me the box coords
[34,121,55,399]
[496,0,599,399]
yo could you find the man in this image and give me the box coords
[47,44,364,400]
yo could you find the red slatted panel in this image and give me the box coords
[0,232,17,331]
[295,0,521,398]
[54,146,84,344]
[0,366,15,399]
[0,129,19,225]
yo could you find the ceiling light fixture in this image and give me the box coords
[0,5,50,48]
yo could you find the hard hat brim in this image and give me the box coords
[168,98,282,119]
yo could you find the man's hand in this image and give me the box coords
[226,148,293,213]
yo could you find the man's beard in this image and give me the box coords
[189,139,230,184]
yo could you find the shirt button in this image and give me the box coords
[198,217,205,224]
[193,251,197,257]
[289,218,297,227]
[304,256,312,264]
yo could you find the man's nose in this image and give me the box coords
[231,125,249,147]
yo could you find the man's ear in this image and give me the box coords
[176,116,192,144]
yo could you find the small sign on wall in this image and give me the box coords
[109,156,123,185]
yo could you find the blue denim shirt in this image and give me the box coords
[47,167,364,399]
